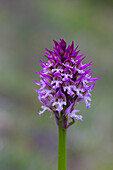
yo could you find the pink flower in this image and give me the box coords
[34,39,100,128]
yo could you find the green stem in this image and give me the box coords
[58,120,67,170]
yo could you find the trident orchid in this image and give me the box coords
[34,39,100,170]
[34,39,99,128]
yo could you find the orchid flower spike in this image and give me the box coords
[34,39,100,129]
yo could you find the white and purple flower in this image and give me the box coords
[34,39,100,128]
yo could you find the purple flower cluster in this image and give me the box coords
[34,39,100,128]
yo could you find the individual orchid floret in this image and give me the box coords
[34,39,100,129]
[52,88,66,113]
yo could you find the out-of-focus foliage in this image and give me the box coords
[0,0,113,170]
[87,0,113,6]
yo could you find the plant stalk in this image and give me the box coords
[58,120,67,170]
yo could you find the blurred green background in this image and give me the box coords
[0,0,113,170]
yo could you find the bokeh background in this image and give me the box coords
[0,0,113,170]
